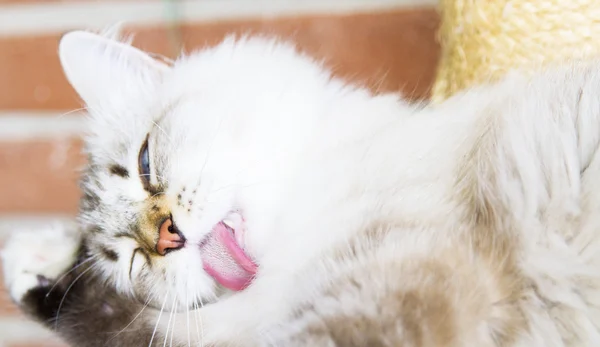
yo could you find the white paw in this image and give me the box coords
[1,221,80,304]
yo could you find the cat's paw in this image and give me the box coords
[1,222,80,304]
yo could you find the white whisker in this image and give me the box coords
[152,120,175,145]
[149,289,170,347]
[46,255,97,297]
[163,294,177,347]
[110,289,155,339]
[55,106,89,119]
[193,296,204,347]
[150,191,167,199]
[186,291,191,347]
[196,298,204,347]
[54,262,99,330]
[192,301,199,347]
[170,301,178,347]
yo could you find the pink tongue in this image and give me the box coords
[201,223,257,291]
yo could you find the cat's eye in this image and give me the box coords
[139,136,151,186]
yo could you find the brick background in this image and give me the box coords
[0,9,439,111]
[0,138,84,214]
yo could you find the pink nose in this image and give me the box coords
[156,218,185,256]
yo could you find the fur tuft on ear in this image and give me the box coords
[58,29,169,112]
[98,23,133,45]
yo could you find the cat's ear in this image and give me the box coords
[58,30,169,108]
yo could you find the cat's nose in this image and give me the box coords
[156,217,186,256]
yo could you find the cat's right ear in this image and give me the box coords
[58,30,170,109]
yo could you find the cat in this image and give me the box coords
[3,27,600,346]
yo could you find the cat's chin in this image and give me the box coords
[200,211,258,292]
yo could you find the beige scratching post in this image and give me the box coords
[432,0,600,103]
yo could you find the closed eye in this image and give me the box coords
[139,135,151,188]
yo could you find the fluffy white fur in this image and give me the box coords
[2,222,80,302]
[58,30,426,309]
[5,29,600,346]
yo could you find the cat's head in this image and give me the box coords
[58,29,330,310]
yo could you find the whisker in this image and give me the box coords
[163,294,177,347]
[55,107,89,119]
[152,120,175,145]
[148,289,170,347]
[110,289,155,339]
[199,298,205,345]
[170,301,178,347]
[192,300,199,347]
[150,191,167,199]
[54,262,99,330]
[186,291,191,347]
[46,256,97,297]
[193,296,203,347]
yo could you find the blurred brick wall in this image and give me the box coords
[0,0,440,346]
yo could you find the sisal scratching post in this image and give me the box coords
[431,0,600,103]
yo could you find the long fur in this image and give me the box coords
[3,29,600,346]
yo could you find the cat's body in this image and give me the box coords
[3,30,600,346]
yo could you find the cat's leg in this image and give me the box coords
[1,221,81,322]
[2,222,159,347]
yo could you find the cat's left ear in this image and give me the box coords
[58,30,170,109]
